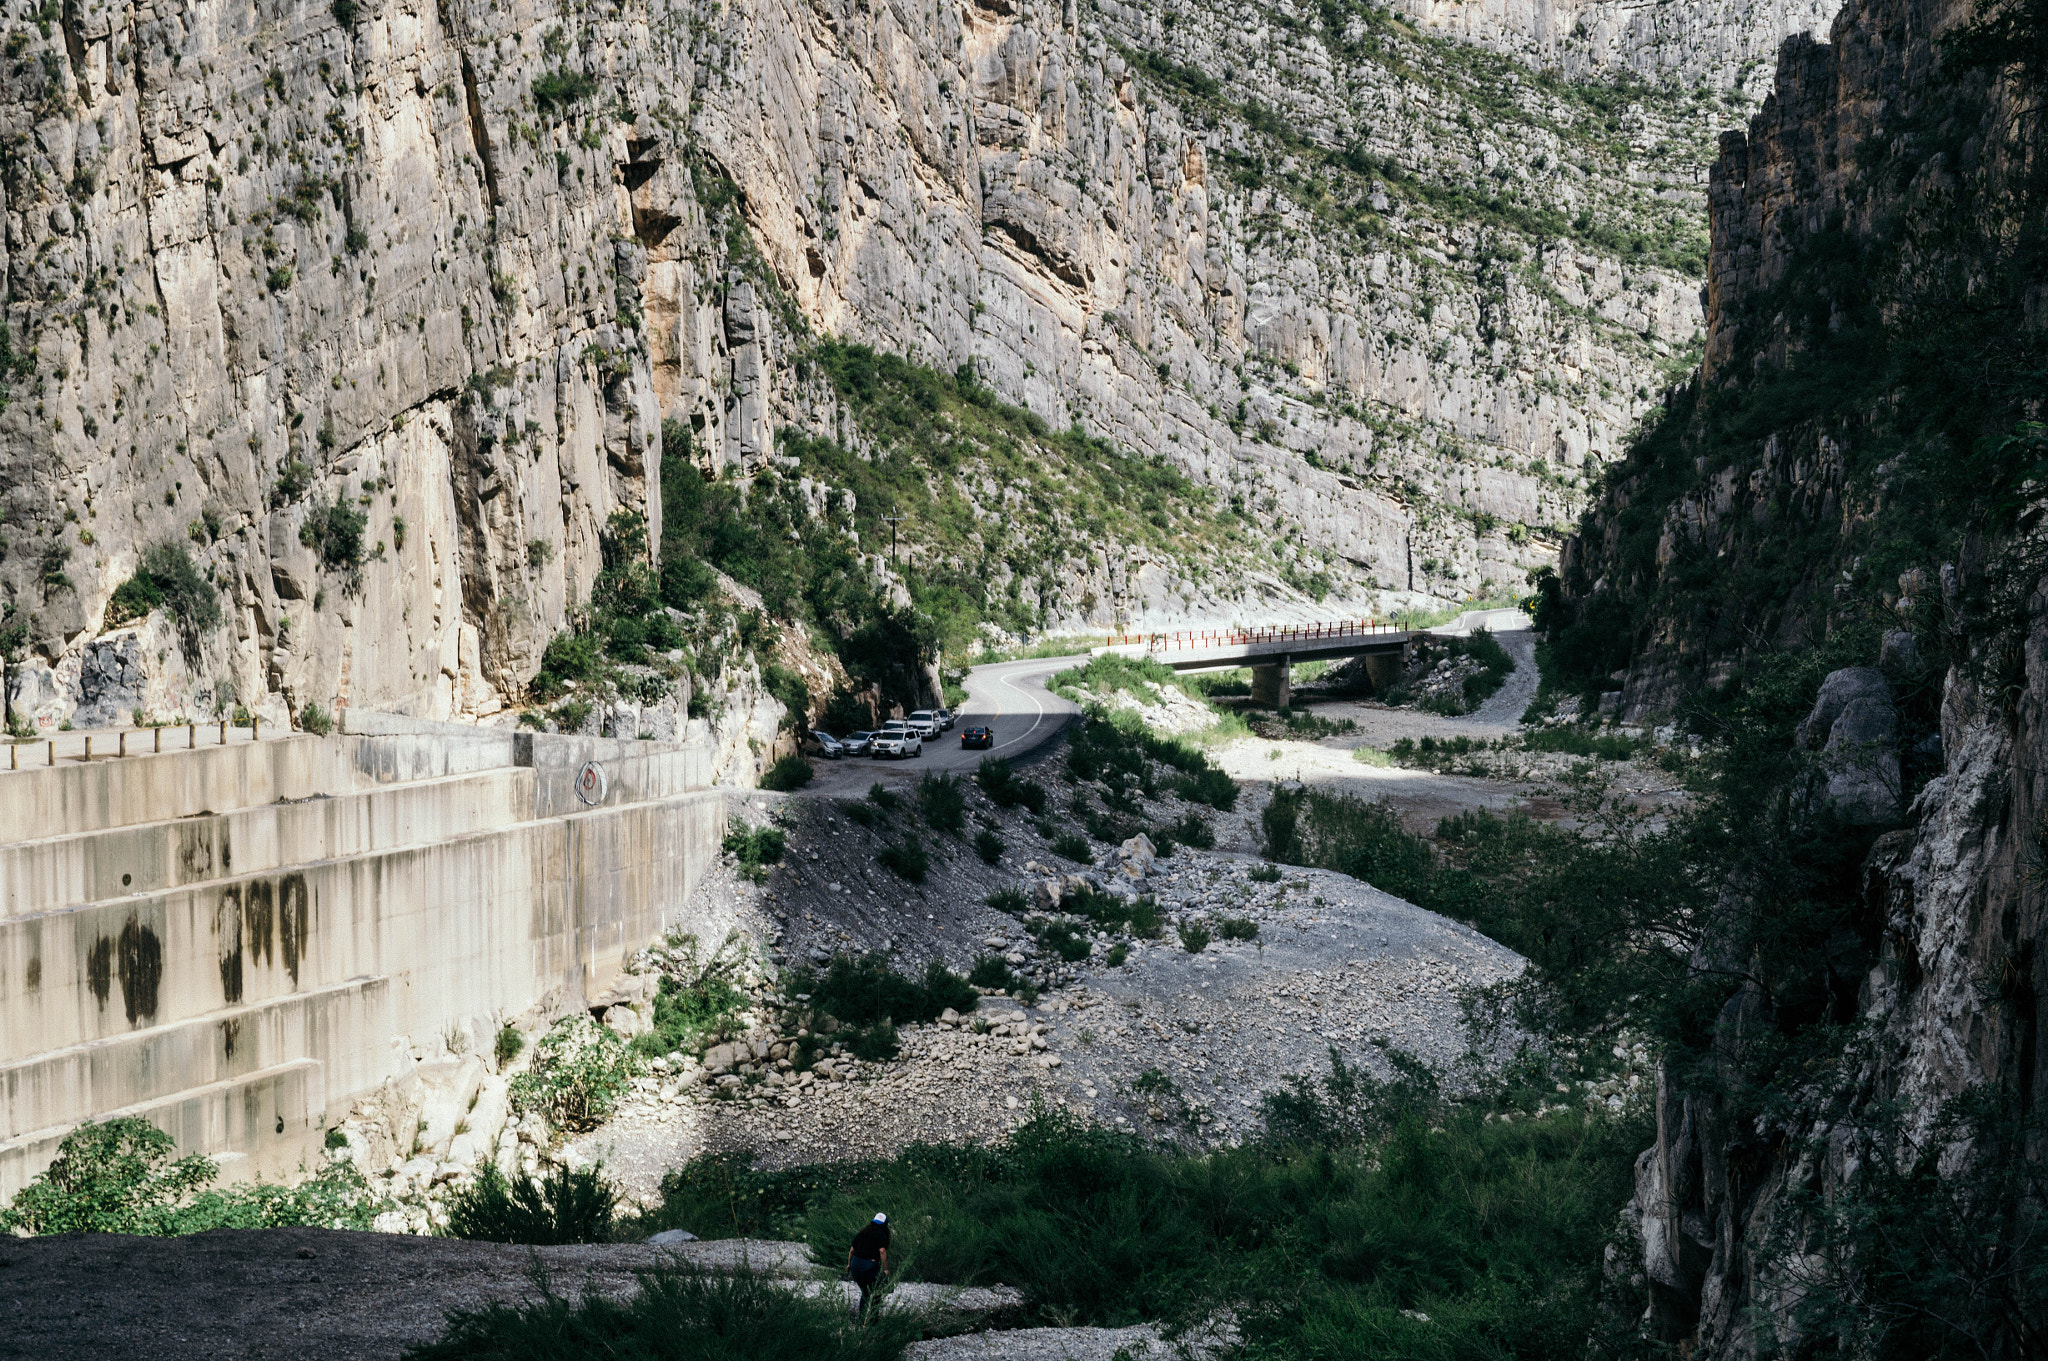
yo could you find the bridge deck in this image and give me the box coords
[1098,620,1412,670]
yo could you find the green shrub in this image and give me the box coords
[443,1164,619,1245]
[298,701,334,736]
[495,1025,524,1067]
[531,631,601,701]
[0,1118,379,1236]
[1177,920,1211,953]
[614,1087,1641,1354]
[1050,831,1092,862]
[105,543,221,656]
[1105,942,1129,967]
[917,772,968,834]
[878,835,929,883]
[1060,886,1163,937]
[788,953,977,1030]
[0,1118,219,1235]
[532,67,598,111]
[977,757,1049,814]
[1165,812,1214,849]
[509,1015,638,1132]
[630,969,748,1059]
[974,828,1005,864]
[1175,767,1238,811]
[843,799,879,828]
[409,1261,924,1361]
[724,820,786,883]
[986,887,1027,913]
[1031,919,1091,962]
[1217,916,1260,942]
[1249,863,1283,883]
[300,496,368,570]
[867,782,901,811]
[759,755,814,791]
[968,954,1024,991]
[848,1019,900,1061]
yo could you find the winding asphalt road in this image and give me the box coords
[927,654,1087,771]
[807,654,1085,785]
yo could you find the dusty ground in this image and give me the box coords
[0,1229,775,1360]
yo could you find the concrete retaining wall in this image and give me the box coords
[0,726,723,1201]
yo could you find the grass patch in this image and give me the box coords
[408,1263,924,1361]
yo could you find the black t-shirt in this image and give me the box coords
[850,1222,890,1260]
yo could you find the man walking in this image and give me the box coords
[847,1212,890,1319]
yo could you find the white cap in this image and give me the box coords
[873,1212,888,1224]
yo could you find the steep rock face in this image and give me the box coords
[1396,0,1841,89]
[0,0,1828,730]
[1573,0,2048,1351]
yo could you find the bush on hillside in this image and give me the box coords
[759,755,814,791]
[0,1118,380,1236]
[509,1016,638,1132]
[443,1165,620,1245]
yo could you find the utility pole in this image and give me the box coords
[882,515,905,564]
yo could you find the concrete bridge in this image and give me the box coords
[1097,619,1413,706]
[0,713,722,1201]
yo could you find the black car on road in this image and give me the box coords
[960,725,994,749]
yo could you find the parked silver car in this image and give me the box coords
[841,730,877,756]
[809,732,847,759]
[933,707,957,730]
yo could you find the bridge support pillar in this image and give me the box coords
[1251,657,1291,708]
[1361,651,1405,696]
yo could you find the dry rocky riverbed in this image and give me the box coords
[568,771,1525,1199]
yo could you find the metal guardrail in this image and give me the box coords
[1104,619,1401,652]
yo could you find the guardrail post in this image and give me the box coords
[83,736,92,761]
[154,727,162,753]
[119,732,127,758]
[47,740,54,766]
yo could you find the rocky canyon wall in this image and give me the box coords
[1551,0,2048,1351]
[0,0,1827,729]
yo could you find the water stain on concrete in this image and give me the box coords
[280,873,309,985]
[245,880,275,967]
[217,886,244,1004]
[117,915,162,1024]
[86,936,112,1010]
[25,955,40,991]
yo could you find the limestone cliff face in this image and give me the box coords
[1554,0,2048,1350]
[1396,0,1841,90]
[0,0,1824,730]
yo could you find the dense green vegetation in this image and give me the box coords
[602,1073,1642,1360]
[104,542,219,658]
[0,1118,380,1235]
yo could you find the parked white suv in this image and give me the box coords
[905,710,943,737]
[873,722,923,758]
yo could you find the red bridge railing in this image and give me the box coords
[1104,619,1399,651]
